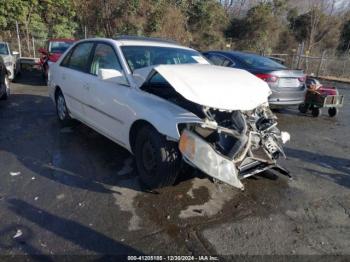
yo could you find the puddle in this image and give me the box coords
[111,178,142,231]
[179,179,238,218]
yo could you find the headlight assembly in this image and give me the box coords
[179,129,244,189]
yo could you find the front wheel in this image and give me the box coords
[298,103,308,114]
[134,125,181,189]
[311,107,321,117]
[55,90,72,126]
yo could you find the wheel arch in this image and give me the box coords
[129,120,158,154]
[54,85,62,101]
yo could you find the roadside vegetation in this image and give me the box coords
[1,0,350,57]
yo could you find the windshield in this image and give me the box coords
[121,46,209,71]
[0,43,9,55]
[237,53,286,69]
[49,41,74,53]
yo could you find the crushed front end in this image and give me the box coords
[179,103,290,190]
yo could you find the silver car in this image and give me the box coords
[203,51,307,107]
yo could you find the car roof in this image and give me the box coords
[77,37,192,50]
[204,50,261,58]
[114,35,178,45]
[48,38,76,42]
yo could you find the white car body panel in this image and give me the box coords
[48,38,269,153]
[135,64,271,111]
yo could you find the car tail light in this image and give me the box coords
[255,73,278,83]
[298,75,306,83]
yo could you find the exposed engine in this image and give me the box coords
[191,104,287,163]
[180,103,291,187]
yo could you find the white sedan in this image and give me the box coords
[48,37,290,190]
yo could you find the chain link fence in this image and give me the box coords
[270,52,350,80]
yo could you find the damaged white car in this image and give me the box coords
[48,36,290,190]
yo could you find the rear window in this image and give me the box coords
[49,41,74,53]
[237,53,286,69]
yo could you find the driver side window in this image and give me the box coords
[90,43,122,75]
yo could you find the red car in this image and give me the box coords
[38,38,76,79]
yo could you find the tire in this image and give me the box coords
[134,125,181,189]
[0,76,10,100]
[42,65,48,81]
[55,90,72,126]
[311,107,321,117]
[328,107,337,117]
[298,103,308,113]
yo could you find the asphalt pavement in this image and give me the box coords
[0,69,349,259]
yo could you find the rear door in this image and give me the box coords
[59,42,94,120]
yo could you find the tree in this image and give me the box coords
[227,1,288,53]
[288,0,341,53]
[40,0,77,38]
[289,3,340,53]
[186,0,229,50]
[338,15,350,53]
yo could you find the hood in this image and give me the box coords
[134,64,271,111]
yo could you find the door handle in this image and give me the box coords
[62,74,66,80]
[83,83,90,90]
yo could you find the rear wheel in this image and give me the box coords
[0,76,10,100]
[298,103,308,113]
[134,125,181,189]
[55,90,72,126]
[328,107,337,117]
[311,107,321,117]
[42,64,48,81]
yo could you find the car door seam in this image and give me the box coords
[65,93,124,124]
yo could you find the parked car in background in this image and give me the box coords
[48,36,290,190]
[0,41,19,80]
[0,56,10,100]
[38,38,76,80]
[202,51,306,107]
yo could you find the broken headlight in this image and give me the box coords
[179,129,243,189]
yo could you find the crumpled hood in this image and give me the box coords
[134,64,271,111]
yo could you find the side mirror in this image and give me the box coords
[12,51,19,56]
[98,69,128,86]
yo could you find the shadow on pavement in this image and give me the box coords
[0,92,195,194]
[286,147,350,188]
[6,199,142,255]
[13,69,46,87]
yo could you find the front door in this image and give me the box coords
[83,43,130,146]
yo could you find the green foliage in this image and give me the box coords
[0,0,348,56]
[186,0,229,50]
[227,2,285,54]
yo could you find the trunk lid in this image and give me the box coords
[272,69,305,89]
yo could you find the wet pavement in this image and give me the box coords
[0,70,349,257]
